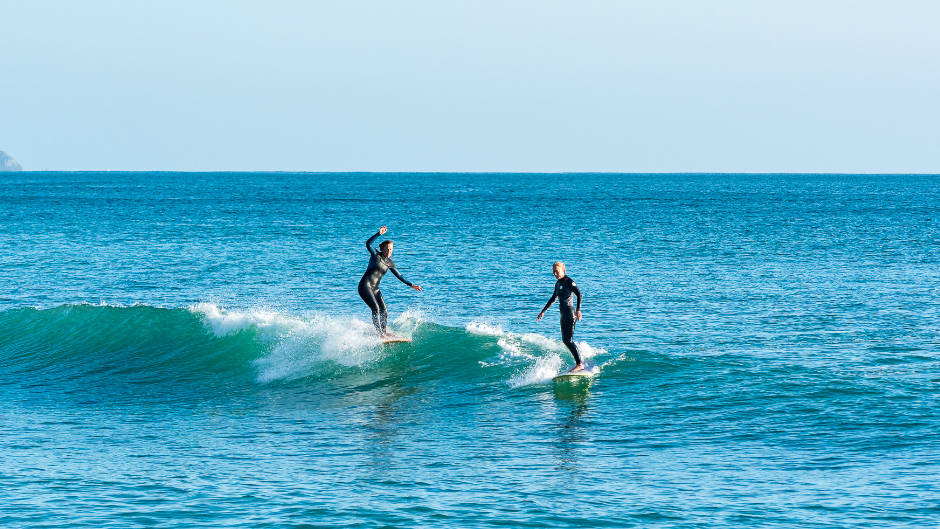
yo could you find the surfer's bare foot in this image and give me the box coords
[568,364,585,373]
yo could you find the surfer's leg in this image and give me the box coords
[358,283,383,333]
[560,315,583,367]
[375,290,388,334]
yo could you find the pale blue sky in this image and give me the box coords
[1,0,938,172]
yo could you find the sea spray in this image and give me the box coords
[190,302,386,381]
[465,320,608,386]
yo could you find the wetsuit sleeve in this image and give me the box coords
[571,281,582,311]
[388,265,414,287]
[365,231,380,256]
[541,290,557,313]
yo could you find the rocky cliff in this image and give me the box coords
[0,150,22,171]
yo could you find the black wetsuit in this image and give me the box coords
[541,276,583,364]
[358,231,415,334]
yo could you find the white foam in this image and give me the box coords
[189,303,385,382]
[190,302,299,337]
[509,353,564,387]
[575,340,605,361]
[519,332,565,351]
[189,305,609,386]
[465,319,607,386]
[495,337,524,356]
[394,308,429,325]
[391,308,427,338]
[465,321,505,337]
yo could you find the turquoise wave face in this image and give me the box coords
[1,303,934,438]
[0,304,622,401]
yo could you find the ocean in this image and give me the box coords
[1,172,938,527]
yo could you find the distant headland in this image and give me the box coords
[0,150,22,171]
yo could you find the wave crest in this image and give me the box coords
[0,305,613,394]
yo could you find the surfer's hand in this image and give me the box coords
[412,284,422,291]
[576,310,582,322]
[537,311,544,321]
[378,226,388,235]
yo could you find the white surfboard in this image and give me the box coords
[552,369,593,382]
[381,335,411,344]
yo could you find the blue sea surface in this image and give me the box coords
[1,172,938,527]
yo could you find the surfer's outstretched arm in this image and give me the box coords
[366,226,387,255]
[537,291,557,321]
[389,265,421,291]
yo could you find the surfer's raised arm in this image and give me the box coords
[366,226,388,255]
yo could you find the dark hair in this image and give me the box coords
[379,240,393,252]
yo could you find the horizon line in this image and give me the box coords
[6,170,940,176]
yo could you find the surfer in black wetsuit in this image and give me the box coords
[537,262,584,372]
[359,226,422,336]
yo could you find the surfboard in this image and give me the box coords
[552,369,592,382]
[381,335,411,344]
